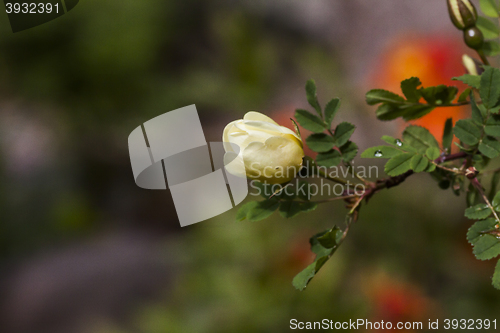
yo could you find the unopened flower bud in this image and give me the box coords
[462,54,484,75]
[465,166,478,179]
[464,27,484,50]
[447,0,478,30]
[223,112,304,184]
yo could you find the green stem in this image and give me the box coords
[471,178,500,223]
[316,167,351,186]
[477,49,490,66]
[408,101,470,107]
[309,195,358,204]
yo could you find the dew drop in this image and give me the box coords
[374,150,383,157]
[395,139,403,147]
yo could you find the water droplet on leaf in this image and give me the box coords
[374,150,383,157]
[395,139,403,147]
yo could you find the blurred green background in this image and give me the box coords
[0,1,499,332]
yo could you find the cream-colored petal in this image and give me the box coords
[242,136,304,184]
[242,120,283,135]
[223,120,248,153]
[243,120,302,146]
[223,152,246,178]
[228,128,272,150]
[223,121,240,143]
[279,125,302,143]
[243,111,279,125]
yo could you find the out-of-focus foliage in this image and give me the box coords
[1,1,500,332]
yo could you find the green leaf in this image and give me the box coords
[454,119,482,145]
[403,125,440,154]
[480,0,500,17]
[493,259,500,289]
[381,135,417,152]
[306,79,322,116]
[324,98,340,128]
[400,77,422,102]
[279,201,318,218]
[426,163,437,172]
[489,173,500,203]
[316,150,342,167]
[292,262,318,291]
[479,136,500,158]
[471,94,485,124]
[401,105,435,121]
[333,122,355,147]
[310,228,342,257]
[251,181,273,199]
[410,154,429,173]
[293,228,342,291]
[442,118,454,151]
[426,147,441,160]
[458,88,471,103]
[381,135,399,145]
[306,134,336,153]
[247,199,280,221]
[366,89,405,105]
[361,146,404,159]
[485,115,500,136]
[473,235,500,260]
[473,154,490,171]
[419,85,458,105]
[375,103,407,121]
[453,74,481,89]
[384,152,416,176]
[235,201,259,221]
[472,92,489,120]
[492,190,500,211]
[316,228,342,249]
[297,181,312,201]
[477,16,500,39]
[467,183,478,207]
[295,109,326,133]
[339,141,358,162]
[465,204,492,219]
[480,67,500,109]
[467,218,498,244]
[482,40,500,56]
[454,141,474,152]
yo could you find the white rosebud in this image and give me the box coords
[223,111,304,184]
[447,0,478,30]
[462,54,483,75]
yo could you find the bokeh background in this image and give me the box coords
[0,0,499,332]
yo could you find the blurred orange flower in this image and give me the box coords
[373,34,471,141]
[362,271,438,333]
